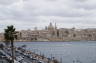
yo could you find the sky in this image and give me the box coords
[0,0,96,32]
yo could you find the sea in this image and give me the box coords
[15,41,96,63]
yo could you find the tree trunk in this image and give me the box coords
[11,40,15,63]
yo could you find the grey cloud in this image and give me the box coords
[45,0,57,2]
[71,0,96,10]
[0,0,17,5]
[0,0,96,32]
[0,0,92,21]
[74,0,88,2]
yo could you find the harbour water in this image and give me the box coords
[15,41,96,63]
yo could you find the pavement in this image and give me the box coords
[0,47,57,63]
[2,48,41,63]
[0,59,8,63]
[0,50,9,63]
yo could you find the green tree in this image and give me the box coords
[4,25,17,63]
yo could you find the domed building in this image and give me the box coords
[44,22,59,38]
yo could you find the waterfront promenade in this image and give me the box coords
[0,44,59,63]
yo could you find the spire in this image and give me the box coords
[49,22,52,27]
[55,23,57,29]
[45,26,47,30]
[48,22,54,30]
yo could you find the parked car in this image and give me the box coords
[16,56,23,61]
[14,60,20,63]
[38,61,44,63]
[32,58,37,60]
[0,52,6,58]
[19,60,27,63]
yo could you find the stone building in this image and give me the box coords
[15,23,96,41]
[0,23,96,41]
[19,29,39,41]
[0,33,4,41]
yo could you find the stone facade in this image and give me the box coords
[1,23,96,41]
[0,33,4,41]
[17,23,96,41]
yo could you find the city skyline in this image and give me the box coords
[0,0,96,32]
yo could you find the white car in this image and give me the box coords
[16,56,23,61]
[38,61,44,63]
[14,60,20,63]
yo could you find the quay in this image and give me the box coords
[16,46,59,63]
[0,44,59,63]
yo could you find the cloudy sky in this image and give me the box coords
[0,0,96,32]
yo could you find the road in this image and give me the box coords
[3,48,40,63]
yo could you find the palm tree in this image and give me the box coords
[4,25,17,63]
